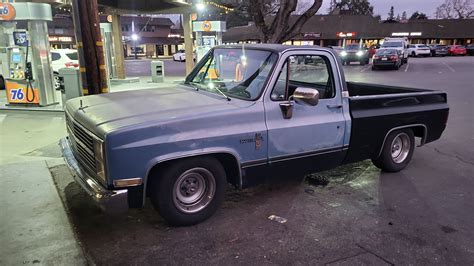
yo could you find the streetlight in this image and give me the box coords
[131,33,139,59]
[196,3,206,11]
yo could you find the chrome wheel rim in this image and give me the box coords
[391,133,411,164]
[173,168,216,214]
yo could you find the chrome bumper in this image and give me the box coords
[59,137,128,213]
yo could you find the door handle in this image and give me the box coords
[327,104,343,109]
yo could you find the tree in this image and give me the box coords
[401,11,407,20]
[327,0,337,13]
[388,6,395,20]
[329,0,374,15]
[409,11,428,20]
[248,0,323,43]
[435,0,474,19]
[396,13,401,21]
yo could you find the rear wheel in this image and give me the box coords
[149,156,227,226]
[394,63,400,70]
[372,129,415,172]
[371,65,377,71]
[0,75,5,90]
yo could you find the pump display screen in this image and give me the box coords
[11,53,22,63]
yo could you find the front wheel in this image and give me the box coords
[150,156,227,226]
[372,129,415,172]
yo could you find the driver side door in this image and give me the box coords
[264,52,347,177]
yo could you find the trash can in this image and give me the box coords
[151,60,164,83]
[58,68,82,107]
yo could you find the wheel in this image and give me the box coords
[411,51,416,57]
[403,57,408,64]
[360,60,366,66]
[371,65,377,71]
[372,129,415,172]
[53,73,61,90]
[149,156,227,226]
[0,75,5,90]
[394,63,400,70]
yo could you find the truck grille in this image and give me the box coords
[65,113,97,174]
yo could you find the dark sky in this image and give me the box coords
[318,0,446,18]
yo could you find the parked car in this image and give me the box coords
[340,44,370,65]
[372,48,402,70]
[429,44,449,57]
[328,46,344,57]
[60,44,449,226]
[380,37,409,64]
[51,49,79,90]
[467,44,474,56]
[173,50,196,62]
[407,44,431,57]
[448,45,467,56]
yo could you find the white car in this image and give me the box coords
[381,37,409,64]
[172,50,196,62]
[407,44,431,57]
[51,49,79,90]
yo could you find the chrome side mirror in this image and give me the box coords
[293,87,319,106]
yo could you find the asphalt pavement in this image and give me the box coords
[1,55,473,265]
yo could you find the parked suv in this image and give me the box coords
[51,49,79,90]
[467,44,474,56]
[407,44,431,57]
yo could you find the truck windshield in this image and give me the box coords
[187,48,278,100]
[382,41,403,48]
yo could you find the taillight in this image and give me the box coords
[65,62,79,68]
[444,110,449,126]
[373,56,380,60]
[389,55,398,61]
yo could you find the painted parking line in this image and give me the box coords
[360,65,371,72]
[404,63,409,72]
[442,62,456,72]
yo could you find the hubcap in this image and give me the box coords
[54,75,60,90]
[173,168,216,214]
[391,133,411,164]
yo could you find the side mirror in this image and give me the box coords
[293,87,320,106]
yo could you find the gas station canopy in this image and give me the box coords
[98,0,190,13]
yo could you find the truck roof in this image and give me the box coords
[215,44,334,54]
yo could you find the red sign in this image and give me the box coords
[337,32,356,38]
[0,3,16,21]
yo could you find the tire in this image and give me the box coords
[372,129,415,172]
[394,63,400,70]
[149,156,227,226]
[0,75,5,90]
[360,60,366,66]
[411,51,416,57]
[371,65,377,71]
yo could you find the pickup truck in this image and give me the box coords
[60,44,449,226]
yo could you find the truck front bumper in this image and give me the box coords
[59,137,128,213]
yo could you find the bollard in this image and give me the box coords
[151,60,164,83]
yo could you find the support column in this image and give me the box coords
[183,13,194,75]
[71,0,108,95]
[111,14,126,79]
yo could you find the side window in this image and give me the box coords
[51,52,61,61]
[271,55,335,101]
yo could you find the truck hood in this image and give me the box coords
[65,85,249,137]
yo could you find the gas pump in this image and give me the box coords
[0,2,57,107]
[192,20,226,62]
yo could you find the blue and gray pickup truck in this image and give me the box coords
[60,44,449,225]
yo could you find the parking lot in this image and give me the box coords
[2,56,473,265]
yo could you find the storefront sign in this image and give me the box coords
[391,32,422,37]
[49,36,73,43]
[304,33,322,38]
[0,3,16,21]
[192,21,226,32]
[337,32,356,38]
[168,34,182,38]
[410,32,422,36]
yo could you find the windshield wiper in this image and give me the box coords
[184,81,199,91]
[211,84,231,101]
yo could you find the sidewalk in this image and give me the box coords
[0,111,86,265]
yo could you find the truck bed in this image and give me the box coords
[343,82,449,164]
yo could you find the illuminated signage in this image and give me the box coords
[49,36,73,43]
[337,32,356,38]
[391,32,422,37]
[168,34,182,38]
[0,3,16,21]
[304,33,322,38]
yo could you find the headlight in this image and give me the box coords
[356,51,364,56]
[93,139,106,182]
[340,51,347,56]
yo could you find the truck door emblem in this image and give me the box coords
[255,133,263,150]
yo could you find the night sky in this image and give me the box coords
[318,0,446,19]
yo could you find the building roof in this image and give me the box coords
[223,15,474,42]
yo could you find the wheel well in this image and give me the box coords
[146,153,241,195]
[376,125,426,159]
